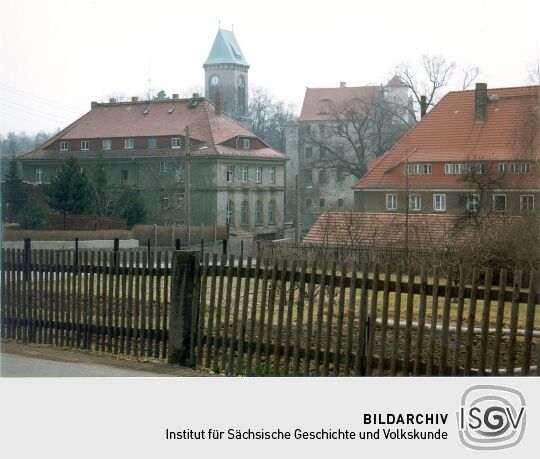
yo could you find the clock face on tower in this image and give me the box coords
[210,75,219,86]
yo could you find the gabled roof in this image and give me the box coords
[386,75,407,87]
[353,85,540,190]
[20,97,285,161]
[298,86,379,122]
[203,29,249,67]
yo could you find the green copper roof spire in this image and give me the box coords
[204,29,249,67]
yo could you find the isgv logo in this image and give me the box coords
[457,385,526,450]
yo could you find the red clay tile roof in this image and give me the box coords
[20,98,286,161]
[386,75,407,87]
[353,85,540,190]
[298,86,380,122]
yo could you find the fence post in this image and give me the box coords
[74,237,79,267]
[168,251,197,365]
[23,238,31,276]
[113,238,119,267]
[147,238,151,259]
[175,239,181,251]
[200,238,204,254]
[223,239,227,255]
[240,239,244,257]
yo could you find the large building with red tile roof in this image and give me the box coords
[20,94,286,234]
[353,83,540,216]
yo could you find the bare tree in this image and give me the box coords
[526,57,540,85]
[460,65,481,90]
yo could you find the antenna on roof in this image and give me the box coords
[218,20,221,28]
[232,23,234,31]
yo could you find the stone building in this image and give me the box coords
[285,78,411,237]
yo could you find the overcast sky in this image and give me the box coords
[0,0,538,136]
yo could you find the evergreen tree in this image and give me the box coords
[2,159,28,222]
[91,152,114,216]
[47,156,92,216]
[19,191,48,229]
[115,188,146,228]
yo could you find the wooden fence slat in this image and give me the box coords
[451,268,466,376]
[35,250,43,344]
[81,251,89,349]
[196,253,210,368]
[438,268,453,376]
[106,252,114,353]
[402,265,415,376]
[1,250,5,339]
[189,252,202,367]
[273,259,289,376]
[43,250,50,344]
[313,261,328,376]
[220,254,236,372]
[205,253,218,369]
[94,251,102,351]
[139,252,148,357]
[125,251,134,355]
[15,250,22,341]
[21,248,28,342]
[365,264,379,376]
[377,264,392,376]
[478,268,493,376]
[390,266,403,376]
[27,249,35,342]
[53,250,60,346]
[245,258,261,376]
[212,253,226,372]
[353,263,369,376]
[426,267,440,376]
[292,260,307,376]
[75,250,83,348]
[60,251,67,347]
[332,262,347,376]
[8,250,15,339]
[145,251,154,357]
[303,260,318,377]
[283,260,298,376]
[254,259,270,376]
[505,270,522,376]
[153,251,161,359]
[119,252,127,355]
[263,259,279,376]
[161,251,169,360]
[343,264,358,376]
[521,270,537,376]
[491,269,507,375]
[87,251,95,350]
[413,265,428,376]
[236,256,253,375]
[49,250,56,345]
[227,255,244,374]
[322,262,337,376]
[464,268,479,375]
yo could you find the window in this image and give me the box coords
[102,139,112,150]
[466,163,474,175]
[476,163,485,175]
[226,165,234,183]
[304,169,312,185]
[413,164,422,175]
[498,163,506,175]
[423,164,432,174]
[255,201,263,225]
[409,194,421,211]
[318,169,327,184]
[454,164,464,174]
[433,194,446,212]
[319,199,325,208]
[520,195,534,211]
[243,138,250,149]
[171,137,181,149]
[337,198,344,208]
[386,194,397,211]
[120,169,128,186]
[160,194,170,209]
[336,167,345,182]
[493,194,506,212]
[241,165,248,183]
[305,147,312,160]
[159,161,167,173]
[175,163,185,183]
[444,164,454,175]
[60,141,69,151]
[226,201,234,224]
[306,199,312,208]
[35,168,43,183]
[81,140,90,151]
[148,138,157,148]
[255,166,262,183]
[521,163,530,174]
[269,167,276,184]
[174,193,185,209]
[510,163,519,174]
[319,147,326,160]
[241,201,249,225]
[268,200,276,225]
[466,194,480,212]
[124,138,134,149]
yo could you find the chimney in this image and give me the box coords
[108,97,117,103]
[475,82,488,123]
[172,93,179,99]
[91,101,98,109]
[340,82,347,88]
[215,91,223,115]
[131,96,138,102]
[420,95,427,118]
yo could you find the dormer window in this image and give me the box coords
[102,139,112,150]
[60,141,69,151]
[124,139,134,149]
[171,137,181,149]
[81,140,90,151]
[243,138,250,150]
[148,138,157,149]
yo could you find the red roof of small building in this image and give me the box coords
[353,85,540,190]
[21,97,286,161]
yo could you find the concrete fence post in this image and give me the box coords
[168,251,198,365]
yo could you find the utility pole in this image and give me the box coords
[185,126,191,248]
[295,174,300,244]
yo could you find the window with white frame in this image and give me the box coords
[243,138,250,150]
[255,201,263,225]
[255,166,262,183]
[35,168,43,183]
[520,195,534,211]
[476,163,485,175]
[413,164,422,175]
[147,138,157,148]
[81,140,90,151]
[493,194,506,212]
[498,163,506,175]
[60,141,69,151]
[171,137,181,148]
[226,201,234,224]
[226,165,234,182]
[521,163,530,174]
[241,165,248,183]
[175,163,185,183]
[124,138,134,149]
[102,139,112,150]
[120,169,128,185]
[240,201,249,225]
[269,167,276,184]
[386,194,397,211]
[510,163,519,174]
[174,193,185,209]
[433,194,446,212]
[423,164,432,174]
[159,161,167,173]
[409,194,421,211]
[454,164,464,174]
[466,193,480,212]
[268,200,276,224]
[444,164,454,175]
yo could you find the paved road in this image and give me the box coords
[1,353,167,377]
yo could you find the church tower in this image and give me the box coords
[203,29,249,118]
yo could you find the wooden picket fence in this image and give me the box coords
[1,248,539,376]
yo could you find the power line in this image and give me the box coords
[0,99,71,125]
[0,82,82,114]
